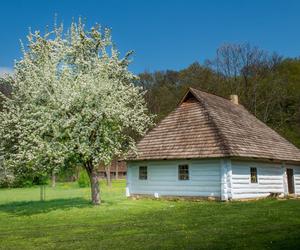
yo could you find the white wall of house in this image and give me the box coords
[126,159,300,200]
[230,161,284,199]
[127,159,221,198]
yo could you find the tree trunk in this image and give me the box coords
[51,170,56,188]
[89,169,100,205]
[85,162,101,205]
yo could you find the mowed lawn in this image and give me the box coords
[0,181,300,250]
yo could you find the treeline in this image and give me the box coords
[138,43,300,147]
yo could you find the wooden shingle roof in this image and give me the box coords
[127,88,300,163]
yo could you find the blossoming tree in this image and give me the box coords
[0,20,153,204]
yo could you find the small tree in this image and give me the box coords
[0,19,153,205]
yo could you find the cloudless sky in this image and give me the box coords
[0,0,300,74]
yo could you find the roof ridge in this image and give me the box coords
[189,87,231,103]
[189,88,233,156]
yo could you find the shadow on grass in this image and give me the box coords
[0,197,92,216]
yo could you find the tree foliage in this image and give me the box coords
[0,20,153,204]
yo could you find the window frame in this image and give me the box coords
[250,167,258,184]
[139,166,148,180]
[178,164,189,181]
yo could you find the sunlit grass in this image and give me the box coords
[0,180,300,249]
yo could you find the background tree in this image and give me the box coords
[205,43,282,116]
[0,20,153,204]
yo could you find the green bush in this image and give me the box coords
[77,170,90,188]
[0,171,51,188]
[12,176,34,188]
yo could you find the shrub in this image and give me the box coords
[78,170,90,188]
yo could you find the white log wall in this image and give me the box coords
[126,159,300,199]
[127,159,221,198]
[231,161,283,199]
[231,161,300,199]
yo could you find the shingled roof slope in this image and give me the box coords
[127,88,300,162]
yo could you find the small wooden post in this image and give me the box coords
[40,185,46,201]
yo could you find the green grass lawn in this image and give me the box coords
[0,181,300,250]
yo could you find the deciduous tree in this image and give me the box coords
[0,19,153,204]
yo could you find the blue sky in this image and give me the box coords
[0,0,300,74]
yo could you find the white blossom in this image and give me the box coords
[0,19,154,183]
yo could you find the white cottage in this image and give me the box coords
[126,88,300,200]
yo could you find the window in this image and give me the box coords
[139,166,147,180]
[250,167,257,183]
[178,165,189,180]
